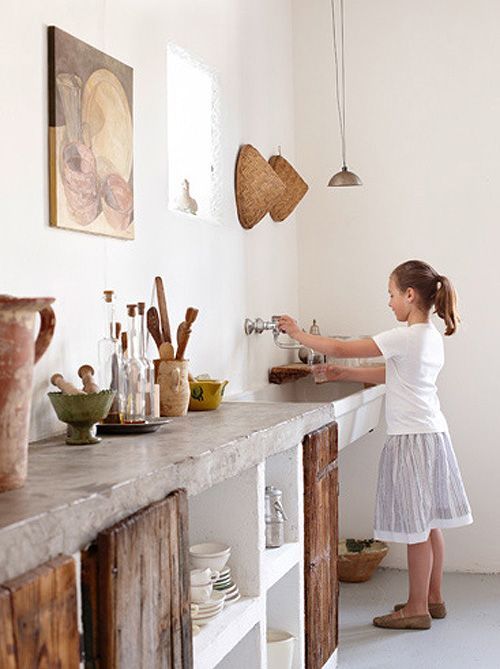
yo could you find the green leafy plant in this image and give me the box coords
[345,538,375,553]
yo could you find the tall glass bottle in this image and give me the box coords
[98,290,116,389]
[98,291,123,423]
[123,304,146,423]
[137,302,155,418]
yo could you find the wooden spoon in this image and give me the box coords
[159,342,175,361]
[175,307,199,360]
[155,276,172,344]
[147,306,163,353]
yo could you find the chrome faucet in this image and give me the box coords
[244,316,317,363]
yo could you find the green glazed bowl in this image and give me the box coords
[48,390,115,445]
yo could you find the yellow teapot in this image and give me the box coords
[189,378,229,411]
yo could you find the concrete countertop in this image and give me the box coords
[0,401,335,581]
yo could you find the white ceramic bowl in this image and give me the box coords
[189,542,231,557]
[190,543,231,571]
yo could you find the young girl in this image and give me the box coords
[278,259,473,631]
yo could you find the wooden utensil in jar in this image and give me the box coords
[147,306,163,353]
[159,342,175,361]
[155,276,172,344]
[175,307,199,360]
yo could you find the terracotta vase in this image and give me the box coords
[0,295,56,492]
[154,359,190,417]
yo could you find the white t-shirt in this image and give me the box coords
[372,323,448,435]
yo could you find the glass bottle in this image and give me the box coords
[98,291,123,423]
[98,290,116,389]
[123,305,146,424]
[298,318,325,364]
[137,302,155,418]
[112,322,125,422]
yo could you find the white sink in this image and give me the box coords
[228,377,385,451]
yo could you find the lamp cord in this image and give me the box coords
[330,0,347,168]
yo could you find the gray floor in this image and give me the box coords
[339,568,500,668]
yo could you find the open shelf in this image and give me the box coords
[263,542,300,591]
[193,597,262,669]
[267,564,304,669]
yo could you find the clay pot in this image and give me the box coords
[0,295,56,492]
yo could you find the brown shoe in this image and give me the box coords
[373,609,432,630]
[394,602,447,619]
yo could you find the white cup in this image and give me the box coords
[267,629,296,669]
[191,582,213,603]
[191,567,220,586]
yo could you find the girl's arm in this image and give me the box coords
[314,364,386,385]
[277,315,383,358]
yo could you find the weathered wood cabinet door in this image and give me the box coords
[303,422,339,669]
[0,555,80,668]
[81,488,192,669]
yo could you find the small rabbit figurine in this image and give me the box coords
[176,179,198,215]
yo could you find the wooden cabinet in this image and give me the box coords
[303,421,339,669]
[82,488,192,669]
[0,555,80,668]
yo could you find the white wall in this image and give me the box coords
[292,0,500,573]
[0,0,299,441]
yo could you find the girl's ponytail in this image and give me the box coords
[391,260,460,336]
[434,274,459,336]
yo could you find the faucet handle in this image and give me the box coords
[244,317,278,335]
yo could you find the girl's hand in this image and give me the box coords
[277,314,301,339]
[312,363,347,384]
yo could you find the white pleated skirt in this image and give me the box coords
[373,432,473,544]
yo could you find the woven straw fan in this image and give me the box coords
[268,155,309,222]
[235,144,286,229]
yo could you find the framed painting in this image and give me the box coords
[48,26,134,239]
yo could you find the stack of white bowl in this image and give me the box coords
[189,543,232,627]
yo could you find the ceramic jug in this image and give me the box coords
[0,295,56,492]
[155,359,190,417]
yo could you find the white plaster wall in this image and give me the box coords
[292,0,500,572]
[0,0,299,441]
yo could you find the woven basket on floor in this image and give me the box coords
[338,539,389,583]
[268,154,309,222]
[235,144,285,229]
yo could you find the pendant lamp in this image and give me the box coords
[327,0,362,187]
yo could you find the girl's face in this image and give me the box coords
[388,277,412,322]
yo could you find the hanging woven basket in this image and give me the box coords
[268,154,309,221]
[235,144,285,229]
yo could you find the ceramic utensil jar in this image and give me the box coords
[265,485,288,548]
[155,359,190,417]
[0,295,55,492]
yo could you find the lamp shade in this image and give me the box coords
[327,166,362,187]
